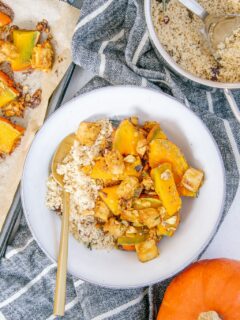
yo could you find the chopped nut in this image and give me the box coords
[165,216,177,225]
[158,206,167,218]
[121,220,129,227]
[141,174,154,191]
[25,89,42,109]
[126,226,137,234]
[136,139,147,157]
[163,15,170,24]
[160,169,171,181]
[124,155,136,163]
[130,116,139,125]
[36,19,50,33]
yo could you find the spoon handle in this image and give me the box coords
[177,0,208,20]
[54,191,70,316]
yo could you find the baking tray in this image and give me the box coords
[0,0,82,258]
[0,63,76,258]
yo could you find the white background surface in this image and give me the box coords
[63,66,240,261]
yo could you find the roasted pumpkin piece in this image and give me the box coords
[133,197,162,210]
[103,217,126,238]
[151,163,181,216]
[31,40,54,71]
[157,213,180,237]
[94,200,111,222]
[1,98,26,118]
[142,121,158,132]
[178,185,196,197]
[147,124,167,143]
[0,117,24,154]
[0,11,11,27]
[149,139,188,183]
[105,150,125,175]
[124,155,142,177]
[113,119,139,155]
[0,71,19,108]
[11,30,40,71]
[135,239,159,262]
[91,157,119,182]
[76,122,101,146]
[99,185,121,215]
[121,245,135,251]
[117,176,140,200]
[180,167,204,193]
[139,208,161,229]
[0,40,19,64]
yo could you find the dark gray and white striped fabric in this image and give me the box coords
[1,0,240,319]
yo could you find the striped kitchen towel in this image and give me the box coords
[0,0,239,319]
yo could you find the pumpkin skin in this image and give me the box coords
[157,259,240,320]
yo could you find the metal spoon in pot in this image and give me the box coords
[52,133,75,316]
[178,0,240,58]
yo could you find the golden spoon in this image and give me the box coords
[51,133,75,316]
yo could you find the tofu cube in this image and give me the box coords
[76,122,101,146]
[181,167,204,193]
[135,239,159,262]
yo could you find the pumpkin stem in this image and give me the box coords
[198,311,222,320]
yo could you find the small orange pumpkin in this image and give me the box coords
[158,259,240,320]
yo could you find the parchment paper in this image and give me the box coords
[0,0,79,231]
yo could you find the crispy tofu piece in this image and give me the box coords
[105,150,125,175]
[139,208,161,229]
[135,239,159,262]
[94,200,111,222]
[180,167,204,193]
[0,40,19,64]
[157,213,180,237]
[103,217,126,238]
[121,209,140,224]
[117,176,140,200]
[31,40,54,71]
[141,173,154,191]
[76,122,101,146]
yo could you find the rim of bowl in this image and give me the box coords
[144,0,240,90]
[21,86,226,289]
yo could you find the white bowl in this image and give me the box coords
[21,86,225,288]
